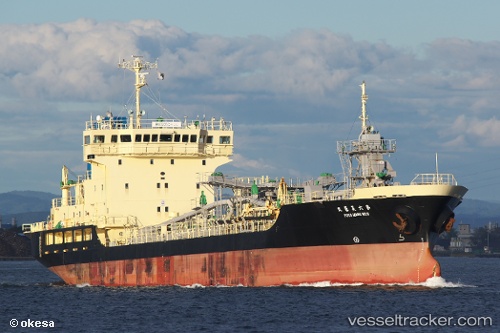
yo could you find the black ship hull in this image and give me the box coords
[28,195,460,286]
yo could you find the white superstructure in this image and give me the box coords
[39,56,233,244]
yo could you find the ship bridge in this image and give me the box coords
[44,56,236,235]
[83,116,233,160]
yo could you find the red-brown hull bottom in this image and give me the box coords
[49,242,440,287]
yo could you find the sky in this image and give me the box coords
[1,1,500,203]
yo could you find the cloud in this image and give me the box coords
[231,153,276,171]
[0,21,400,107]
[1,21,495,120]
[447,115,500,147]
[1,20,500,199]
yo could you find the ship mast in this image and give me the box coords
[360,81,369,135]
[118,56,158,129]
[337,81,397,191]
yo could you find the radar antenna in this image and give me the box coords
[118,56,158,128]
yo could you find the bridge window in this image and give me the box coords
[84,136,90,144]
[45,233,53,245]
[174,134,181,142]
[64,230,73,243]
[83,228,92,241]
[143,134,150,142]
[152,134,158,142]
[135,134,142,142]
[111,135,118,143]
[207,136,213,144]
[182,135,189,143]
[93,135,105,143]
[74,229,83,242]
[54,231,63,244]
[190,135,197,143]
[220,136,231,144]
[160,134,172,142]
[120,135,132,142]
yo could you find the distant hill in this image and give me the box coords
[454,198,500,228]
[455,198,500,217]
[0,191,55,214]
[0,191,55,227]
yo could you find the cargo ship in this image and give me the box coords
[23,56,467,286]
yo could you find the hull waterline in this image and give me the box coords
[48,242,440,287]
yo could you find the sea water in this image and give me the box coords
[0,257,498,332]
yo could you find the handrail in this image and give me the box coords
[337,138,397,154]
[410,173,458,186]
[85,117,233,131]
[118,218,276,246]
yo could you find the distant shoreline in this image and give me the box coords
[0,256,34,261]
[434,252,500,258]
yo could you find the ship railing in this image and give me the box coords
[410,173,458,186]
[23,221,47,233]
[323,190,353,201]
[122,218,275,246]
[96,216,139,229]
[337,139,397,154]
[85,118,232,131]
[282,189,352,205]
[52,197,77,208]
[85,144,233,157]
[207,175,282,187]
[202,173,340,189]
